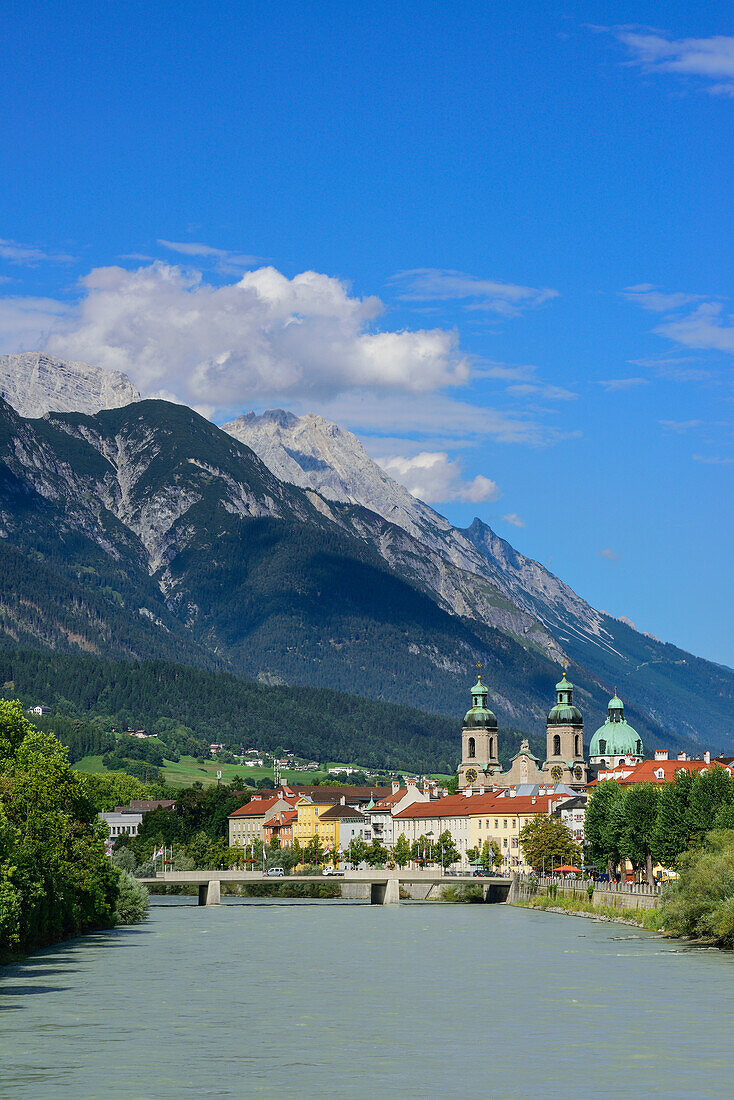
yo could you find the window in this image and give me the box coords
[512,820,516,829]
[512,838,518,848]
[503,837,508,848]
[468,737,476,759]
[478,819,482,829]
[503,819,507,828]
[553,734,561,756]
[494,819,498,828]
[599,739,607,754]
[489,737,494,757]
[486,820,490,829]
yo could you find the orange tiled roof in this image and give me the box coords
[595,758,732,785]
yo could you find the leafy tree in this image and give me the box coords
[652,770,694,867]
[392,834,411,867]
[0,699,120,956]
[437,829,460,867]
[662,830,734,947]
[519,814,581,874]
[686,767,734,847]
[304,834,325,867]
[481,839,502,870]
[114,871,149,923]
[365,839,390,867]
[344,838,369,866]
[584,781,624,878]
[618,784,659,885]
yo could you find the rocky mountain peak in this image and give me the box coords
[0,352,141,418]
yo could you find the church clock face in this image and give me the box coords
[465,767,478,784]
[573,765,583,781]
[550,765,563,782]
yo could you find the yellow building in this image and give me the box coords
[293,796,369,858]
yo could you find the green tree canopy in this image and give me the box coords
[0,699,120,956]
[518,814,581,874]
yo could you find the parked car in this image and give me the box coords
[265,866,285,877]
[321,867,344,876]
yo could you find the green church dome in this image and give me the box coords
[547,703,583,726]
[547,666,583,726]
[463,673,498,729]
[589,691,643,758]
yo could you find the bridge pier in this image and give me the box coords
[370,878,400,905]
[198,880,221,906]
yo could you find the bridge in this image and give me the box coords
[139,869,513,906]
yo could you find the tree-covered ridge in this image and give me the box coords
[0,646,549,776]
[0,701,122,958]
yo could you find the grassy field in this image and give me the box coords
[73,754,360,789]
[72,753,447,790]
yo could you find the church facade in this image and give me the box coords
[457,667,588,791]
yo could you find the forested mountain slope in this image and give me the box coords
[0,372,730,751]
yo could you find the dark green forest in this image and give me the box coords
[0,647,547,776]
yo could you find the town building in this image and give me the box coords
[593,750,731,786]
[99,799,175,840]
[363,783,429,848]
[263,808,297,847]
[458,666,587,791]
[228,794,297,848]
[316,802,370,854]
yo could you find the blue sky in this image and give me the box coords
[0,1,732,665]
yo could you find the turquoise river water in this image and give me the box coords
[1,897,733,1099]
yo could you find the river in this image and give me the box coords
[1,897,732,1099]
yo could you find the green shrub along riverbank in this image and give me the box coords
[513,893,666,931]
[0,700,147,962]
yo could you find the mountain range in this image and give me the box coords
[0,351,731,756]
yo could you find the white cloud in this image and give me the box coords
[615,32,734,96]
[389,269,558,316]
[505,382,577,401]
[157,239,263,272]
[621,285,703,312]
[693,453,734,465]
[599,548,620,562]
[659,419,703,433]
[0,238,76,265]
[0,296,71,352]
[1,261,471,409]
[655,302,734,355]
[624,287,734,366]
[502,513,525,528]
[376,451,500,504]
[596,377,650,391]
[629,356,714,383]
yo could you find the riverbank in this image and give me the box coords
[511,893,665,930]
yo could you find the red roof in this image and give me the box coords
[393,791,563,819]
[265,810,297,828]
[229,795,297,818]
[594,758,732,786]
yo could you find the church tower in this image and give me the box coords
[544,664,587,788]
[458,668,500,789]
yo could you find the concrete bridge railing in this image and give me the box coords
[137,870,511,906]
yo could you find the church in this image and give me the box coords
[457,665,588,791]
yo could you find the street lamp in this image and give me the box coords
[426,831,434,865]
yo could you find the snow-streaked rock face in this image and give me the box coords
[0,352,140,418]
[223,408,607,652]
